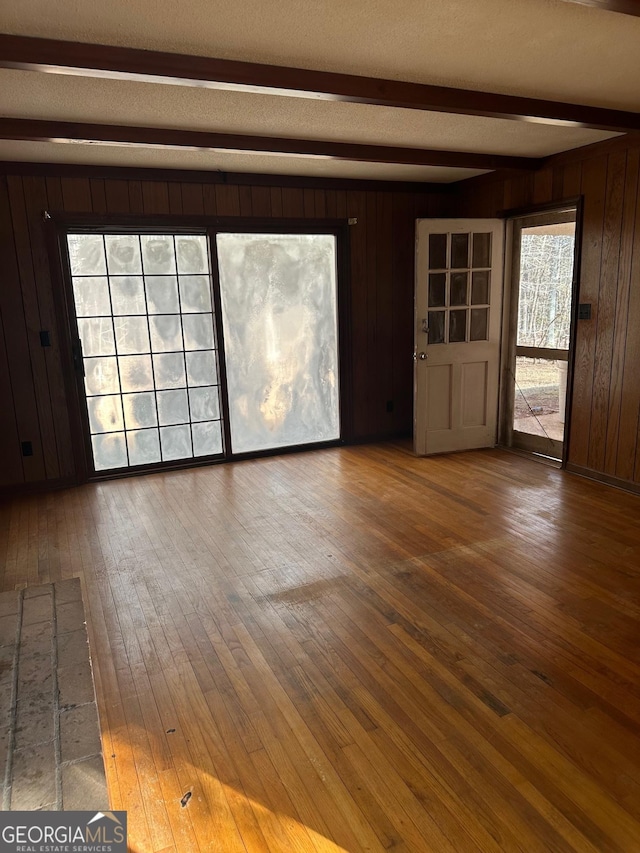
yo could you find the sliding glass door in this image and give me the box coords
[65,226,341,476]
[67,231,225,472]
[215,233,340,454]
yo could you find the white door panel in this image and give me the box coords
[414,219,504,456]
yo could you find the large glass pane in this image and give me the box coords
[105,235,142,275]
[450,273,468,306]
[176,236,208,274]
[192,421,223,457]
[179,276,212,313]
[472,233,491,268]
[84,357,120,396]
[513,356,564,442]
[141,235,176,275]
[183,314,215,350]
[73,277,111,317]
[189,387,220,422]
[427,311,445,345]
[470,308,489,341]
[149,315,183,353]
[110,276,146,315]
[68,234,106,276]
[127,429,161,466]
[153,353,186,389]
[114,316,150,355]
[217,233,340,454]
[69,230,223,473]
[77,318,115,357]
[146,276,180,314]
[428,273,446,307]
[157,389,189,426]
[91,433,127,471]
[160,425,191,460]
[428,234,447,270]
[119,355,154,392]
[186,351,218,387]
[449,310,467,343]
[517,222,575,349]
[450,233,469,269]
[87,395,124,434]
[471,271,490,305]
[122,392,157,430]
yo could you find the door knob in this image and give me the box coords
[414,351,427,360]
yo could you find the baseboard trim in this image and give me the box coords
[565,463,640,497]
[0,476,78,502]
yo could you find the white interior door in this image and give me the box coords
[414,219,504,456]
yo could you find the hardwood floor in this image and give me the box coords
[2,443,640,852]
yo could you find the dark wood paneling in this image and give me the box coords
[0,177,45,483]
[141,180,170,214]
[167,182,183,214]
[127,180,144,214]
[238,185,253,217]
[392,192,416,433]
[618,156,640,481]
[347,192,368,438]
[250,186,271,217]
[588,151,627,473]
[24,176,75,478]
[89,178,107,213]
[269,186,283,218]
[454,140,640,490]
[281,187,304,218]
[7,176,59,479]
[215,184,240,217]
[0,168,447,490]
[180,182,204,215]
[605,148,638,475]
[0,314,23,486]
[60,177,92,211]
[0,159,458,195]
[571,156,606,467]
[202,184,217,217]
[104,179,131,214]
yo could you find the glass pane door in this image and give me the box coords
[67,232,224,472]
[216,233,340,454]
[509,213,576,459]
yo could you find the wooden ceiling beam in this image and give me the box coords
[558,0,640,18]
[0,35,638,133]
[0,118,539,171]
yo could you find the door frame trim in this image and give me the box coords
[499,199,584,465]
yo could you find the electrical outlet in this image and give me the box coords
[578,303,592,320]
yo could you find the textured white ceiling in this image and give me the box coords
[0,0,634,180]
[2,0,639,107]
[0,140,487,183]
[0,70,617,157]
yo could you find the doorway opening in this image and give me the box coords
[502,207,578,462]
[62,226,341,478]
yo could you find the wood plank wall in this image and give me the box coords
[0,171,450,490]
[453,139,640,490]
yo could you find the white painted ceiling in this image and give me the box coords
[0,0,635,182]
